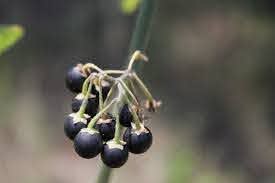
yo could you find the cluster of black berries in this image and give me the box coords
[64,51,160,168]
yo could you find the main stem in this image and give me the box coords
[96,0,155,183]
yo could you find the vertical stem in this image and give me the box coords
[96,0,155,183]
[96,165,112,183]
[129,0,155,55]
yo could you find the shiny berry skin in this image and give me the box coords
[94,115,116,141]
[65,64,86,93]
[74,128,103,159]
[101,141,129,168]
[64,113,90,140]
[72,93,99,117]
[123,125,153,154]
[119,104,133,127]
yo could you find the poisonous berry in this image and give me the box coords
[123,125,153,154]
[72,93,99,117]
[65,64,87,93]
[94,114,116,141]
[74,128,103,159]
[119,104,133,127]
[64,113,90,140]
[101,141,129,168]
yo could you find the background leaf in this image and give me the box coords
[120,0,140,14]
[0,25,24,55]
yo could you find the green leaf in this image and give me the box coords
[120,0,141,15]
[0,25,24,55]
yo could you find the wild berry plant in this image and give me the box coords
[64,51,161,168]
[64,0,156,182]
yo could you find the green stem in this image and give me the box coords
[78,81,92,117]
[118,80,139,105]
[96,0,155,182]
[96,164,112,183]
[87,99,117,129]
[125,96,142,130]
[98,77,104,111]
[114,109,123,144]
[81,76,90,95]
[128,0,155,61]
[132,72,154,102]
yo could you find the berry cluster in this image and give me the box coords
[64,51,161,168]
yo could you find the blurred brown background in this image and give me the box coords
[1,0,275,182]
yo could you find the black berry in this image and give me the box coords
[101,141,129,168]
[74,128,103,159]
[123,125,152,154]
[119,104,133,127]
[94,114,116,141]
[72,93,99,117]
[64,113,90,140]
[65,64,87,93]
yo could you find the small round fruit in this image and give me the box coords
[119,104,133,127]
[64,113,90,140]
[94,114,116,141]
[123,125,153,154]
[101,140,129,168]
[74,128,103,159]
[65,64,87,93]
[72,93,99,117]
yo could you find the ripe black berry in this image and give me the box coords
[123,125,152,154]
[119,104,133,127]
[64,113,90,140]
[72,93,99,117]
[66,64,87,93]
[94,114,116,141]
[101,141,129,168]
[74,128,103,159]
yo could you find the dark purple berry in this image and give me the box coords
[65,64,87,93]
[64,113,90,140]
[101,141,129,168]
[123,126,152,154]
[94,115,116,141]
[119,104,133,127]
[72,93,99,117]
[74,128,103,159]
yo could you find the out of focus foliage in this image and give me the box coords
[120,0,140,14]
[0,25,24,55]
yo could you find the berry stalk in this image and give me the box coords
[87,99,117,129]
[78,81,93,117]
[96,0,155,182]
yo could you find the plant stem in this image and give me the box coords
[78,82,92,117]
[96,164,112,183]
[128,0,155,62]
[87,99,117,129]
[96,0,155,182]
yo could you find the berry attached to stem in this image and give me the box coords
[72,93,98,117]
[123,124,152,154]
[64,113,90,140]
[74,128,103,159]
[119,104,133,127]
[95,114,116,142]
[101,140,129,168]
[66,64,87,93]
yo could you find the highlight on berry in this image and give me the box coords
[64,50,161,168]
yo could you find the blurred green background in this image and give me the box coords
[1,0,275,182]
